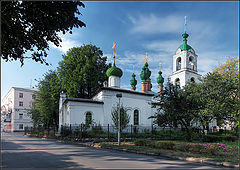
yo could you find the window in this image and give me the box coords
[19,101,23,106]
[19,93,23,98]
[175,78,180,87]
[134,110,139,125]
[19,124,23,129]
[190,77,195,83]
[19,113,23,119]
[176,57,181,71]
[85,112,92,125]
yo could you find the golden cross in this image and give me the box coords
[145,52,148,63]
[112,42,116,65]
[185,16,187,33]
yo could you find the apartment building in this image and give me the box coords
[1,87,38,132]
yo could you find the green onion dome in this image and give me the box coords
[130,73,137,88]
[157,71,164,87]
[106,65,123,77]
[140,62,151,82]
[178,32,193,51]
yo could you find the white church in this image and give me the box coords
[58,20,203,132]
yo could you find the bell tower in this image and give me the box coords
[169,16,201,88]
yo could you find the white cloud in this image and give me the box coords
[129,14,182,34]
[50,33,81,54]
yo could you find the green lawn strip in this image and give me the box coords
[98,142,238,164]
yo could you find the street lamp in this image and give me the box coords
[116,93,122,146]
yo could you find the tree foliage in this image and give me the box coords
[58,45,111,98]
[213,56,239,85]
[30,70,61,129]
[152,83,200,141]
[2,1,86,66]
[111,104,130,132]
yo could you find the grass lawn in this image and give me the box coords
[98,140,239,164]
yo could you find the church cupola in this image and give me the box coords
[130,73,137,91]
[106,42,123,88]
[140,53,151,92]
[157,63,164,96]
[169,16,201,88]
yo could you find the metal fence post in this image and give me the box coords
[108,124,110,140]
[131,124,133,140]
[80,123,83,140]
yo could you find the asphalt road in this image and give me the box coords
[1,132,231,169]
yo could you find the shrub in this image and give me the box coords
[155,141,175,150]
[201,134,238,142]
[134,139,154,147]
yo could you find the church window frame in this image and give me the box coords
[133,109,139,126]
[85,112,92,126]
[175,78,180,87]
[176,57,181,71]
[189,56,194,70]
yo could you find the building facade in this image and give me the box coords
[1,87,38,132]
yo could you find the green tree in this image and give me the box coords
[213,57,239,84]
[30,70,61,130]
[58,45,111,98]
[153,83,200,141]
[2,1,86,66]
[201,72,239,130]
[213,57,239,129]
[111,104,130,132]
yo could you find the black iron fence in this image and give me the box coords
[24,124,238,142]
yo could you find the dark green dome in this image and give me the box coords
[140,62,151,82]
[106,65,123,77]
[130,73,137,88]
[157,71,164,87]
[178,32,193,51]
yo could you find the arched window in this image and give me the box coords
[134,110,139,125]
[190,77,195,83]
[176,57,181,71]
[189,56,194,70]
[85,112,92,125]
[175,78,180,87]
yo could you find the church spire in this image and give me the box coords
[179,16,192,51]
[130,65,137,90]
[157,62,164,96]
[106,42,123,88]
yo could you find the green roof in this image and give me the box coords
[178,32,193,51]
[157,71,164,87]
[106,65,123,77]
[130,73,137,88]
[140,62,151,82]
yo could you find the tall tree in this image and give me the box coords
[58,45,111,98]
[1,1,86,66]
[152,83,200,141]
[31,70,61,129]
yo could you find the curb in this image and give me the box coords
[90,144,239,169]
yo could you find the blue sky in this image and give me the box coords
[1,1,239,99]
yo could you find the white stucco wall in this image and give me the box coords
[68,101,104,125]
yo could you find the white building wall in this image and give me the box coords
[68,102,104,125]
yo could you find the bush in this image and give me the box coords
[155,141,175,150]
[134,139,155,147]
[201,134,238,142]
